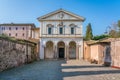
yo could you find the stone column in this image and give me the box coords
[54,45,57,59]
[76,45,79,60]
[44,46,46,59]
[54,41,58,59]
[40,45,45,59]
[66,45,69,60]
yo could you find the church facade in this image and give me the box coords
[38,9,85,60]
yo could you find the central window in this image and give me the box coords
[59,27,63,34]
[9,27,11,30]
[9,33,11,36]
[69,24,76,35]
[48,27,52,34]
[16,27,18,30]
[71,27,74,34]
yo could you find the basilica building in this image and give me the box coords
[38,9,85,60]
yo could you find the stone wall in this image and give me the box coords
[84,41,110,64]
[0,37,38,72]
[83,42,91,61]
[111,38,120,68]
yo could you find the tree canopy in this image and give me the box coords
[85,23,93,40]
[118,20,120,37]
[118,20,120,28]
[92,34,109,40]
[108,20,120,38]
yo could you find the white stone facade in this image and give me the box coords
[38,9,85,60]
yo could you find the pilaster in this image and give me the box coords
[76,45,79,60]
[65,42,69,60]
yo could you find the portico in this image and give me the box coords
[40,38,83,60]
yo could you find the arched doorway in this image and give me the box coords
[69,41,76,59]
[104,45,111,66]
[57,41,65,58]
[45,41,54,59]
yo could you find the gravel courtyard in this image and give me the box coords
[0,60,120,80]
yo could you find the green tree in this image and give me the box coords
[109,29,118,38]
[108,20,120,38]
[118,20,120,28]
[117,20,120,37]
[93,34,109,40]
[85,23,93,40]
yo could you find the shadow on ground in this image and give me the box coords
[0,60,120,80]
[61,67,120,77]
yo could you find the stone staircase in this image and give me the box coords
[66,59,90,65]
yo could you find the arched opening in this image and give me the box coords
[57,41,65,58]
[69,41,76,59]
[45,41,54,59]
[69,24,77,27]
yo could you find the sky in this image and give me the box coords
[0,0,120,35]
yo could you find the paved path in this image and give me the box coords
[0,60,120,80]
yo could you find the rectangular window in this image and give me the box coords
[23,27,24,30]
[9,33,11,36]
[71,27,74,34]
[16,33,17,36]
[23,33,24,36]
[9,27,11,30]
[16,27,18,30]
[2,27,4,30]
[48,27,52,34]
[59,27,63,34]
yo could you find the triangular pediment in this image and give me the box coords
[37,9,85,21]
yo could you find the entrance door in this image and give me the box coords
[104,46,111,66]
[59,48,64,58]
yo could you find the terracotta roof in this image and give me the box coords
[85,40,98,45]
[99,38,113,43]
[0,23,36,28]
[31,28,40,30]
[28,38,39,43]
[85,38,112,45]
